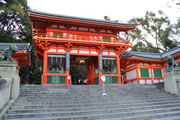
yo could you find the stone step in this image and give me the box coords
[19,89,160,92]
[4,106,180,120]
[18,93,169,98]
[19,90,163,94]
[20,84,157,87]
[4,84,178,120]
[14,97,180,106]
[17,94,173,99]
[10,99,180,110]
[19,90,166,93]
[97,110,180,120]
[15,96,177,103]
[8,102,180,114]
[152,116,180,120]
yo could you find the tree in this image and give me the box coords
[127,11,179,52]
[0,0,42,84]
[0,0,32,43]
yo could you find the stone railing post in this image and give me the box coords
[165,68,180,94]
[0,63,20,100]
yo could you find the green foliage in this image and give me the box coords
[128,11,179,52]
[0,0,42,84]
[131,42,160,53]
[19,46,43,84]
[0,0,32,43]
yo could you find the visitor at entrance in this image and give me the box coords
[50,64,60,71]
[78,79,88,85]
[78,79,84,84]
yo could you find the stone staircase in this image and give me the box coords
[3,84,180,120]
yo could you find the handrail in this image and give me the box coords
[33,33,130,45]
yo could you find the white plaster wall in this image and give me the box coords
[133,80,137,84]
[48,49,56,52]
[160,80,164,82]
[102,52,108,55]
[154,80,159,83]
[147,80,152,84]
[91,51,98,54]
[58,49,65,52]
[126,69,137,80]
[70,50,77,53]
[127,64,135,69]
[79,50,89,54]
[140,80,145,84]
[109,52,116,55]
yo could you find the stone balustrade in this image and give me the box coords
[165,68,180,94]
[0,78,13,110]
[0,63,20,120]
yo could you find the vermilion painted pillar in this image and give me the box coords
[136,63,140,84]
[150,64,154,84]
[42,50,48,85]
[116,55,121,84]
[66,70,70,85]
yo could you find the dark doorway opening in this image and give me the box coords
[70,56,89,85]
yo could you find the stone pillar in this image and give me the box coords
[0,63,20,100]
[66,51,70,85]
[164,68,180,94]
[98,53,103,85]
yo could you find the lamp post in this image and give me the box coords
[101,76,107,96]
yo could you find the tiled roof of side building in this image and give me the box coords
[0,43,31,51]
[121,46,180,59]
[121,51,162,59]
[28,9,137,27]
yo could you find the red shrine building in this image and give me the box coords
[28,10,137,85]
[0,43,31,73]
[28,10,180,85]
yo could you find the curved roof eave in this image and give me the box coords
[28,9,137,27]
[0,43,31,51]
[121,46,180,60]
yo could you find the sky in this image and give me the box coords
[27,0,180,23]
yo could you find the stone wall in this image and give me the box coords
[0,78,12,110]
[0,63,20,100]
[0,63,20,120]
[164,68,180,94]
